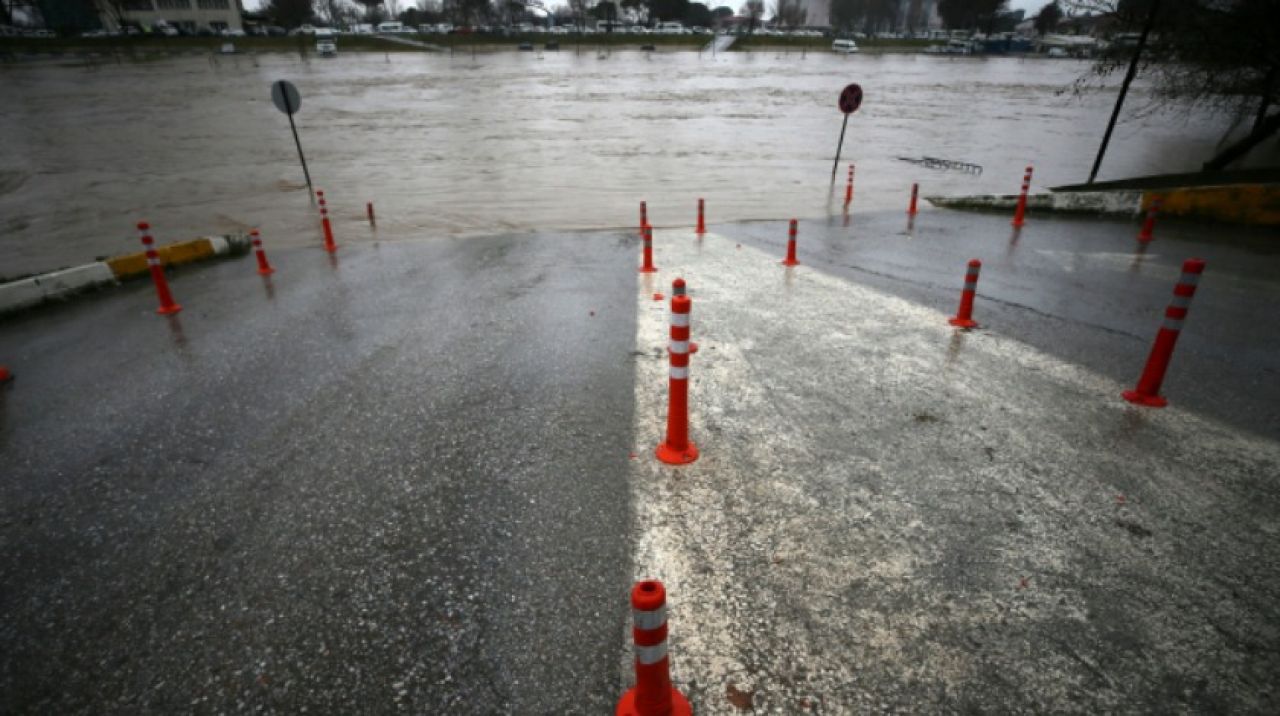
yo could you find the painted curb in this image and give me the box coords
[105,234,246,281]
[0,233,249,318]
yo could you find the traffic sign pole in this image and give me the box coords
[832,83,863,183]
[831,113,849,182]
[287,108,314,204]
[272,80,314,204]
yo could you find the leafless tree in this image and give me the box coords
[771,0,807,28]
[741,0,763,32]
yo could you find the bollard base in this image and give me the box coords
[781,259,799,267]
[948,317,977,328]
[156,304,183,316]
[656,441,699,465]
[257,268,275,276]
[640,266,658,274]
[616,686,692,716]
[1122,390,1168,408]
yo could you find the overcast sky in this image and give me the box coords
[242,0,1048,18]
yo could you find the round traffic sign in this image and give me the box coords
[271,79,301,115]
[838,83,863,114]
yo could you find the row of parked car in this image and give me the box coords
[292,22,831,38]
[77,24,261,38]
[1,24,55,38]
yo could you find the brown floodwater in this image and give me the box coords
[0,49,1258,278]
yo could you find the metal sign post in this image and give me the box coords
[832,83,863,182]
[271,79,314,203]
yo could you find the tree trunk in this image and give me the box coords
[1203,111,1280,171]
[1254,65,1277,135]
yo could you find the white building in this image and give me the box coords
[97,0,244,34]
[807,0,942,31]
[800,0,831,28]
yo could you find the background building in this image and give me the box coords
[96,0,244,34]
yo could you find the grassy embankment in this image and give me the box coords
[0,33,934,57]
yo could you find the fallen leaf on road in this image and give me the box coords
[726,683,754,710]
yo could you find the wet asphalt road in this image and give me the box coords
[725,206,1280,440]
[2,208,1280,713]
[0,232,637,713]
[630,224,1280,713]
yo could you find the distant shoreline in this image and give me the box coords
[0,34,980,59]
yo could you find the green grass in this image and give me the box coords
[732,35,934,52]
[434,32,708,49]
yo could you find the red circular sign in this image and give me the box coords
[838,83,863,114]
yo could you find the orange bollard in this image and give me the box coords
[250,229,275,275]
[317,190,336,253]
[671,279,698,355]
[1122,258,1206,407]
[781,219,800,266]
[640,224,658,273]
[639,201,648,236]
[617,580,692,716]
[367,201,376,226]
[845,164,854,206]
[656,287,697,464]
[1138,197,1162,242]
[696,198,706,235]
[1011,165,1033,227]
[948,259,982,328]
[137,222,182,315]
[908,182,919,215]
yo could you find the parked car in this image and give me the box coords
[832,38,859,54]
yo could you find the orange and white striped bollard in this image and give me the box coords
[616,580,692,716]
[656,285,697,464]
[672,278,697,354]
[251,229,275,275]
[1122,258,1206,407]
[696,198,706,235]
[137,221,182,315]
[1011,165,1033,227]
[948,259,981,328]
[640,224,657,274]
[781,219,799,266]
[317,190,336,253]
[845,164,854,206]
[1138,196,1162,241]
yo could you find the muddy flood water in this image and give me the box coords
[0,50,1257,277]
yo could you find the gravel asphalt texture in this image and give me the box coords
[2,207,1278,713]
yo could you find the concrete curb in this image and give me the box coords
[0,233,249,318]
[926,191,1143,217]
[929,183,1280,226]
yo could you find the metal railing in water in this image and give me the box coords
[898,156,984,174]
